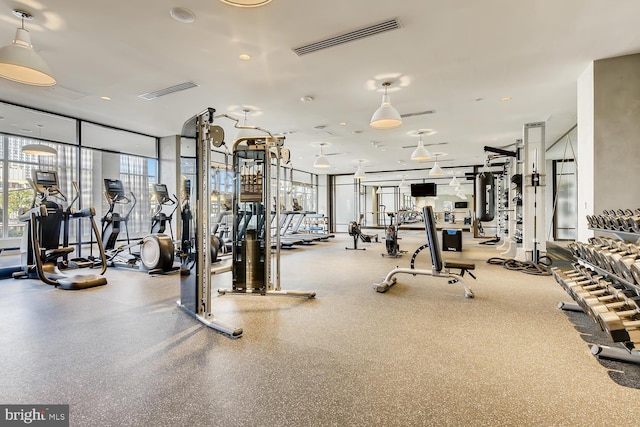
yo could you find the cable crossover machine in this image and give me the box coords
[177,108,315,338]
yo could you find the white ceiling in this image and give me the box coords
[0,0,639,175]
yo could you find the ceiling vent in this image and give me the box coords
[400,109,436,119]
[292,18,401,56]
[139,82,199,100]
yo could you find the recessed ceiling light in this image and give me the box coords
[219,0,273,7]
[339,122,347,126]
[101,96,111,101]
[300,96,314,102]
[352,130,362,134]
[239,54,251,61]
[475,97,484,102]
[170,7,195,23]
[501,96,512,102]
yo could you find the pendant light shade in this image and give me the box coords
[429,154,444,177]
[370,82,402,130]
[313,144,331,169]
[449,175,460,186]
[22,143,57,156]
[410,133,431,161]
[429,162,444,177]
[0,11,56,86]
[398,179,408,190]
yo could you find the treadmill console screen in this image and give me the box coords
[154,184,169,198]
[104,179,126,199]
[34,171,58,186]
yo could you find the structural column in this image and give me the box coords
[577,53,640,241]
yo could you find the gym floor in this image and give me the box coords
[1,231,639,426]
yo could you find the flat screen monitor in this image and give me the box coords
[34,170,58,186]
[104,179,125,199]
[410,183,437,197]
[454,201,468,209]
[154,184,169,198]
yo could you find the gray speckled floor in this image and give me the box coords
[1,231,640,426]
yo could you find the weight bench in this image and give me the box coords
[372,206,476,298]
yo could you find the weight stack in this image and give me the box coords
[442,229,462,252]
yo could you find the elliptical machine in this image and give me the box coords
[13,170,108,290]
[381,205,406,258]
[150,183,178,237]
[100,179,176,274]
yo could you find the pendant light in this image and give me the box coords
[235,108,263,140]
[219,0,273,7]
[410,132,431,161]
[354,160,366,180]
[398,176,408,190]
[429,153,444,177]
[449,174,460,186]
[0,10,56,86]
[21,124,57,156]
[313,143,331,169]
[370,81,402,130]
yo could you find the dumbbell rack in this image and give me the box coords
[553,218,640,364]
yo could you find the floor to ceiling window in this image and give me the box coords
[0,101,158,255]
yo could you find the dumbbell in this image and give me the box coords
[613,253,639,284]
[562,276,609,299]
[551,266,585,280]
[630,210,640,233]
[552,272,594,295]
[581,290,639,320]
[597,309,640,343]
[571,280,617,301]
[631,261,640,286]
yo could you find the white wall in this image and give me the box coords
[577,62,594,242]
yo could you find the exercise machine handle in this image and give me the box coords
[18,205,47,222]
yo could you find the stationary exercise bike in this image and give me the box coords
[100,179,176,274]
[13,170,108,290]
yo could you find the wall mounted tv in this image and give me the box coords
[454,201,468,209]
[410,183,437,197]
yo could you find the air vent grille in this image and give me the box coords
[293,18,401,56]
[139,82,199,100]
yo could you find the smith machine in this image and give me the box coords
[178,108,315,338]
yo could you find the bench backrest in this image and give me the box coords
[423,206,443,273]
